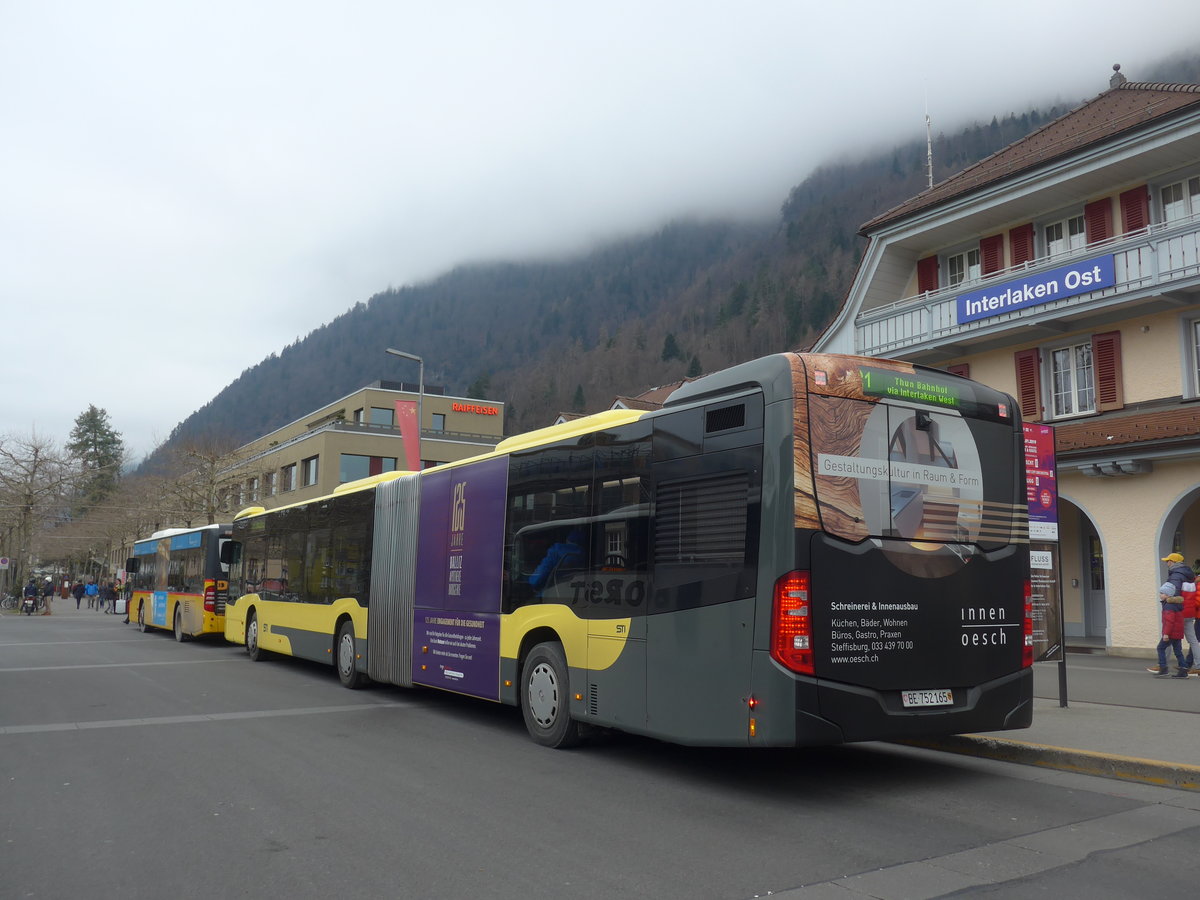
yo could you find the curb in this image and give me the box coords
[896,735,1200,792]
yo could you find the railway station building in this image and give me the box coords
[813,67,1200,655]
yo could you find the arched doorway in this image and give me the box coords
[1157,483,1200,579]
[1057,497,1107,644]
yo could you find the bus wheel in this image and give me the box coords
[521,642,581,749]
[137,604,149,633]
[173,606,190,642]
[246,612,268,661]
[336,621,364,689]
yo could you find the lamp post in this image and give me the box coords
[385,348,424,468]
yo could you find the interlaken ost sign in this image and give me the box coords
[956,255,1115,324]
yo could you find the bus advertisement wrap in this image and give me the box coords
[412,456,509,699]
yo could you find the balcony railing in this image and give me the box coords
[326,420,500,444]
[855,216,1200,357]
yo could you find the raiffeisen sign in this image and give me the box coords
[956,255,1115,324]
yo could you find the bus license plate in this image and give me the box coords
[901,689,953,708]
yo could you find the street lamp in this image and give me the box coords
[385,348,424,468]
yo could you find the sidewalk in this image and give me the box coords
[905,655,1200,792]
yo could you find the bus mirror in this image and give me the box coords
[220,541,240,565]
[125,558,140,574]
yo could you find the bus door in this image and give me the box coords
[645,397,763,744]
[580,512,649,732]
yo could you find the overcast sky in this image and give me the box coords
[2,0,1197,463]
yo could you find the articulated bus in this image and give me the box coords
[126,524,232,641]
[223,352,1032,747]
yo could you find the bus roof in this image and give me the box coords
[149,523,230,539]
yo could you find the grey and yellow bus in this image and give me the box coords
[223,351,1032,747]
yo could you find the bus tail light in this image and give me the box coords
[1021,577,1033,668]
[771,570,813,675]
[204,583,216,613]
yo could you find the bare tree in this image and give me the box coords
[0,430,75,591]
[162,432,254,526]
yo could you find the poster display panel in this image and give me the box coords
[412,456,509,700]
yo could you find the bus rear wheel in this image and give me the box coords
[521,642,581,749]
[173,605,190,642]
[137,604,149,633]
[246,612,269,661]
[336,621,364,689]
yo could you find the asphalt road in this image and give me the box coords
[3,612,1198,899]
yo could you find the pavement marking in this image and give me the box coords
[0,701,412,735]
[0,658,240,673]
[767,804,1200,897]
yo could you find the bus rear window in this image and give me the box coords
[808,395,1020,548]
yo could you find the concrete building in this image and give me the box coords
[225,380,504,509]
[813,66,1200,655]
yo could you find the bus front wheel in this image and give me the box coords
[336,621,364,689]
[246,612,269,662]
[521,642,580,749]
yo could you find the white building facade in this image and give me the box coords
[814,69,1200,655]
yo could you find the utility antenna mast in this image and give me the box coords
[925,95,934,190]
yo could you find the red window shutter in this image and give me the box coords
[1092,331,1124,412]
[1119,186,1149,233]
[1014,349,1041,421]
[946,363,970,378]
[1084,198,1112,244]
[980,234,1004,275]
[1009,223,1035,266]
[917,255,939,294]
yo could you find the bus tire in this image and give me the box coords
[137,604,149,633]
[173,605,190,642]
[336,620,364,689]
[521,642,580,749]
[246,612,269,661]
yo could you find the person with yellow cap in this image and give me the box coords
[1162,552,1196,597]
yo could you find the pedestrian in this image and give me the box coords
[72,581,85,609]
[1150,582,1189,678]
[1181,580,1200,675]
[102,582,117,614]
[85,580,99,609]
[40,576,54,615]
[1162,552,1196,595]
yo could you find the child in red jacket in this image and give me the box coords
[1181,581,1199,675]
[1152,582,1188,678]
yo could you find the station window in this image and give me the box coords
[1049,341,1095,418]
[431,413,446,432]
[263,471,276,497]
[369,407,394,428]
[281,464,297,493]
[1014,331,1123,422]
[1188,318,1200,399]
[1161,176,1200,224]
[946,247,980,287]
[1044,214,1085,257]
